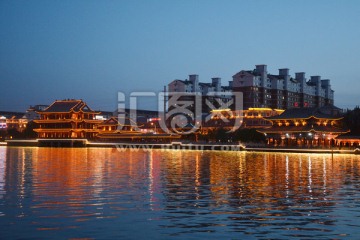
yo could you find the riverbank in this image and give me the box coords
[3,139,360,154]
[89,141,245,151]
[4,139,245,151]
[246,147,360,155]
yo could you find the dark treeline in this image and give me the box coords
[343,106,360,135]
[198,127,266,143]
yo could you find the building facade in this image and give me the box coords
[0,111,28,132]
[241,108,285,128]
[24,105,49,121]
[34,99,102,139]
[167,65,335,113]
[0,116,6,130]
[167,74,234,114]
[96,117,180,142]
[258,107,348,147]
[201,107,284,133]
[232,64,334,110]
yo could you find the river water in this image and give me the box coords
[1,146,360,239]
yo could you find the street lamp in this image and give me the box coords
[151,122,157,134]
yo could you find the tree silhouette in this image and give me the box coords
[344,106,360,135]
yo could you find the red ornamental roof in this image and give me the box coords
[40,100,97,113]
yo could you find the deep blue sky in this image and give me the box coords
[1,0,359,112]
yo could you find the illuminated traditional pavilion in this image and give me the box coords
[202,107,284,133]
[258,107,349,147]
[96,117,142,138]
[241,108,284,128]
[96,117,180,142]
[34,99,102,139]
[335,135,360,148]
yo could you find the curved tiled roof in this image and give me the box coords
[266,107,342,120]
[41,100,97,113]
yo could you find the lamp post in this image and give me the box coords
[308,132,313,147]
[151,122,157,134]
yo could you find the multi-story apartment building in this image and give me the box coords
[167,64,335,115]
[168,74,232,97]
[168,74,233,114]
[232,64,334,110]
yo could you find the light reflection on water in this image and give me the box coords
[1,146,360,239]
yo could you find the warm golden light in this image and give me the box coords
[248,107,273,111]
[211,108,231,112]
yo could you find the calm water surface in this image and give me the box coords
[1,146,360,239]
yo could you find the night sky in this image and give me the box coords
[1,0,360,112]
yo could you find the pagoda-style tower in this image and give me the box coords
[34,99,102,139]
